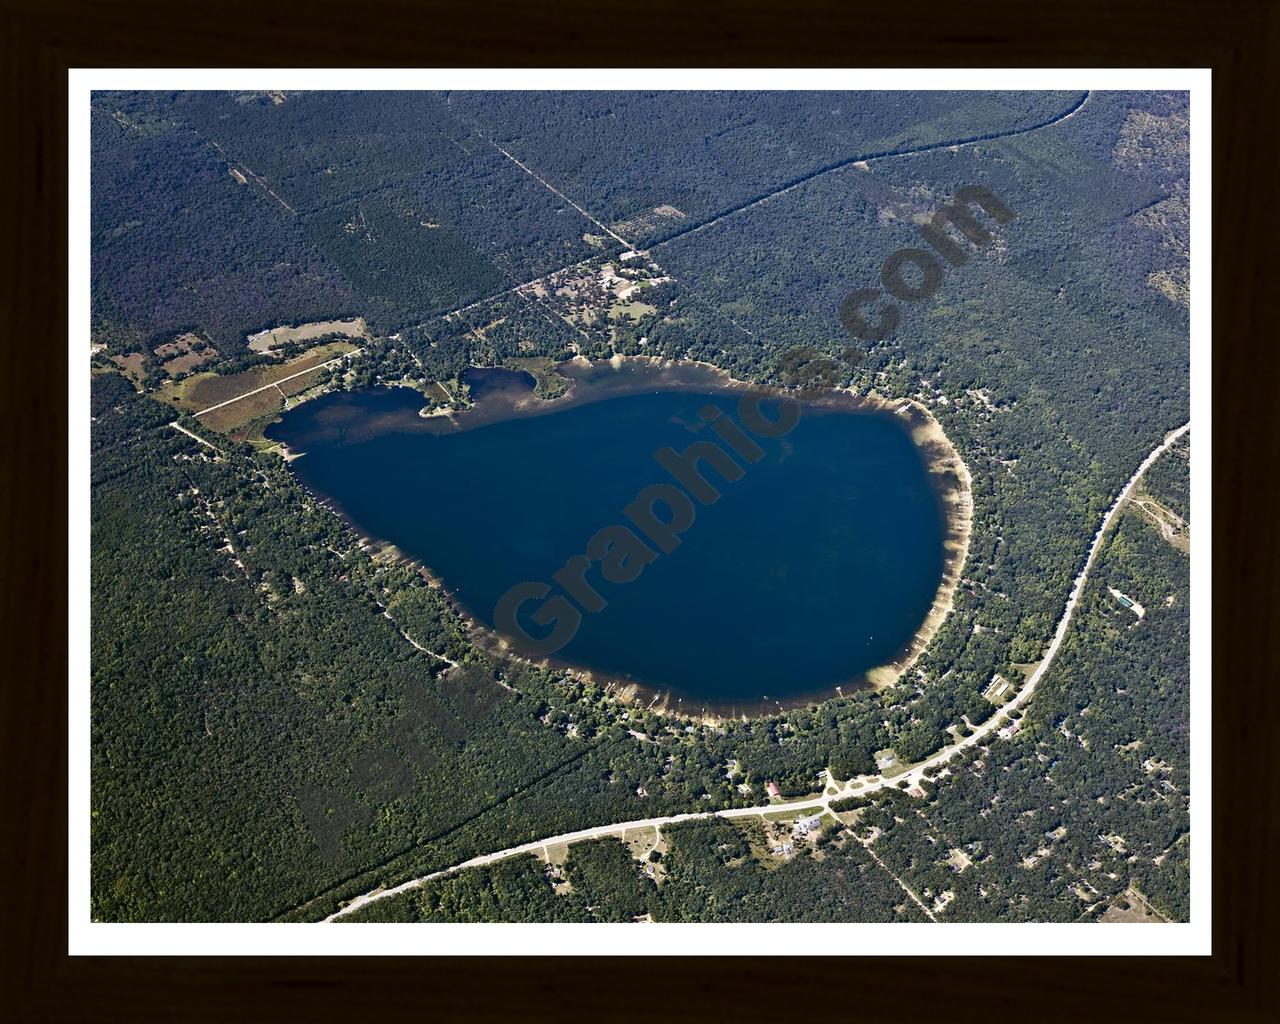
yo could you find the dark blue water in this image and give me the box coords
[460,365,536,399]
[267,381,946,710]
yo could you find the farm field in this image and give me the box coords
[157,340,357,413]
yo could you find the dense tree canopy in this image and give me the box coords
[90,89,1190,923]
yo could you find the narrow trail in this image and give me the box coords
[410,90,1090,334]
[859,837,939,923]
[484,136,635,250]
[382,610,460,669]
[206,137,297,216]
[444,94,636,250]
[169,421,223,453]
[322,420,1188,923]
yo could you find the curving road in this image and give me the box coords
[649,90,1090,251]
[409,91,1091,334]
[325,420,1189,922]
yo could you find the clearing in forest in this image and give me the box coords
[156,341,357,416]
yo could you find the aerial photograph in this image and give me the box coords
[87,85,1192,928]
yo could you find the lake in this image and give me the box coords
[266,364,951,713]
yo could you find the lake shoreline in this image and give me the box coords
[269,355,974,722]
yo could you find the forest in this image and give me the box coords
[90,88,1191,923]
[348,454,1192,923]
[94,373,825,920]
[89,90,1092,354]
[445,91,1086,246]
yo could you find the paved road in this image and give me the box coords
[825,421,1191,802]
[324,421,1189,923]
[408,91,1092,336]
[649,91,1091,251]
[193,349,361,417]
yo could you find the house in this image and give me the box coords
[998,720,1022,740]
[765,781,781,799]
[794,815,823,836]
[1108,586,1147,618]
